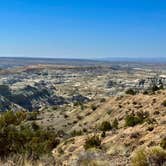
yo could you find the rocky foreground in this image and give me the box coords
[51,90,166,166]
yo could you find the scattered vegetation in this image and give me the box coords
[84,135,101,150]
[112,118,119,129]
[0,111,26,127]
[99,121,112,131]
[160,137,166,150]
[131,146,166,166]
[0,111,59,160]
[125,111,149,127]
[125,114,142,127]
[26,112,38,121]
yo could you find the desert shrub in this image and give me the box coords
[107,109,112,115]
[73,120,78,124]
[0,111,26,128]
[136,111,149,120]
[130,132,140,139]
[160,137,166,150]
[99,121,112,131]
[131,147,147,166]
[147,126,154,132]
[83,128,87,132]
[77,115,83,120]
[125,88,136,95]
[162,100,166,107]
[0,111,59,159]
[100,98,106,103]
[57,147,64,154]
[101,131,106,138]
[70,130,83,137]
[63,114,68,118]
[131,146,166,166]
[125,114,142,127]
[80,103,84,110]
[112,118,119,129]
[147,146,166,165]
[31,122,40,131]
[84,135,101,150]
[91,104,97,111]
[125,111,149,127]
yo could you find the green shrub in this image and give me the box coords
[162,100,166,107]
[125,114,142,127]
[0,111,26,128]
[112,118,119,129]
[0,111,59,159]
[131,146,166,166]
[99,121,112,131]
[160,137,166,150]
[100,98,106,103]
[125,111,149,127]
[84,135,101,150]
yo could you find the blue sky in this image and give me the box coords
[0,0,166,59]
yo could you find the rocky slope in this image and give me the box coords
[50,90,166,165]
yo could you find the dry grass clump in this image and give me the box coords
[131,146,166,166]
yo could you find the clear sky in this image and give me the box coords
[0,0,166,59]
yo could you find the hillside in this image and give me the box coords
[49,90,166,165]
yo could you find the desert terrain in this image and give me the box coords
[0,58,165,166]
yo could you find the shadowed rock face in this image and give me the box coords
[106,76,166,95]
[0,95,23,112]
[0,84,67,111]
[0,84,90,111]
